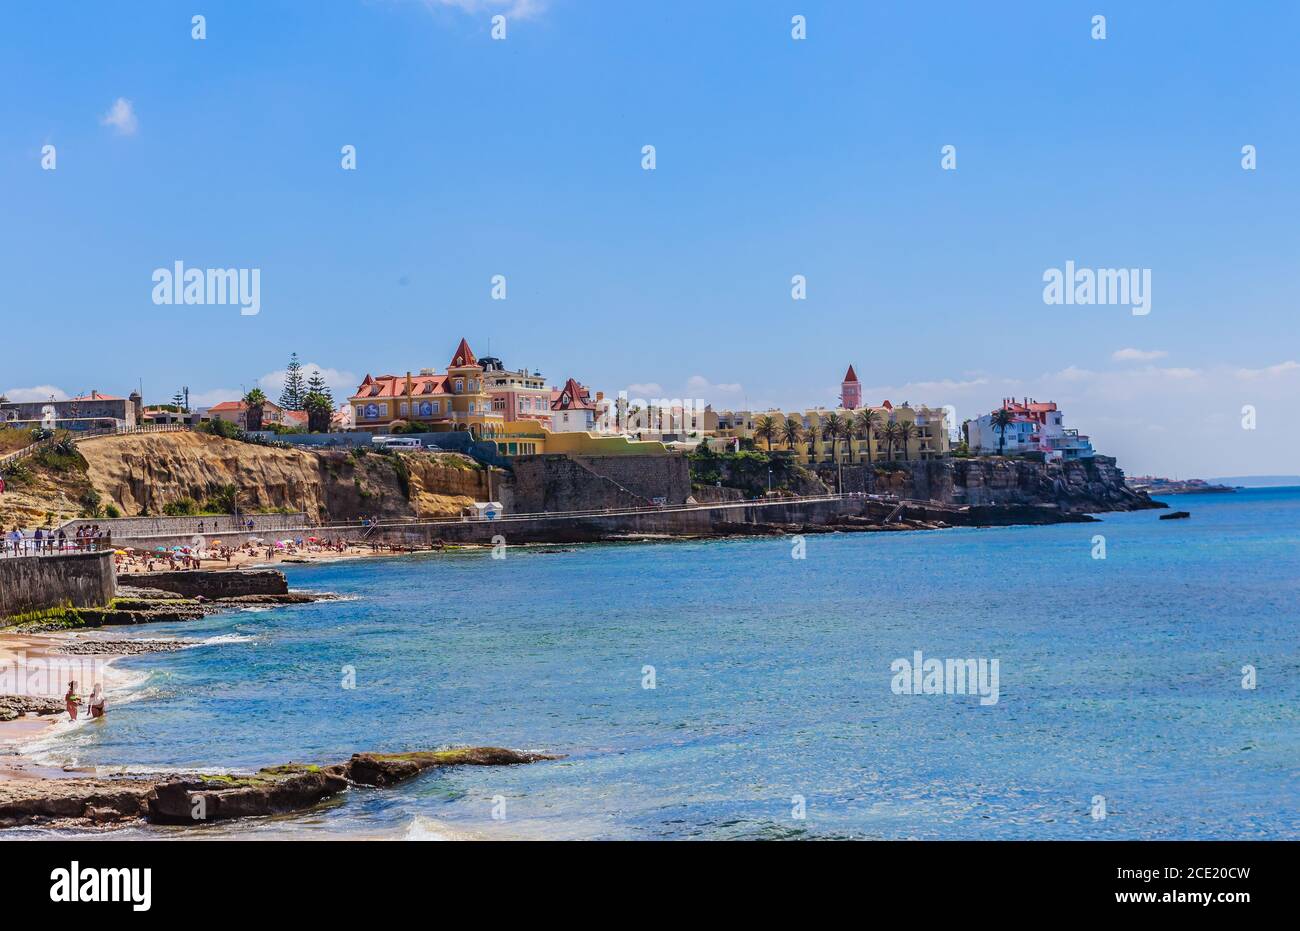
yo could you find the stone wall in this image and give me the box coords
[128,569,287,598]
[510,454,690,513]
[574,455,691,505]
[59,513,307,540]
[0,552,116,618]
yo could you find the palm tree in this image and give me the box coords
[803,421,820,462]
[242,388,267,432]
[780,415,802,451]
[821,412,844,464]
[897,422,917,461]
[754,414,778,452]
[853,408,880,465]
[990,406,1015,456]
[880,422,902,461]
[838,416,855,464]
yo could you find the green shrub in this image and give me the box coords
[162,497,200,516]
[78,489,103,518]
[204,484,238,514]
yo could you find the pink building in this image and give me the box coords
[479,356,552,422]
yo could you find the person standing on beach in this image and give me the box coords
[88,683,106,719]
[64,681,82,721]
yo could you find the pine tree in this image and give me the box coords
[279,353,306,410]
[303,369,335,433]
[305,368,333,405]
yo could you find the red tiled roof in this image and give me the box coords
[350,373,450,400]
[207,401,246,412]
[449,338,477,369]
[843,365,858,383]
[70,391,124,401]
[551,377,597,411]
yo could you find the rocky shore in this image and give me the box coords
[2,572,335,634]
[0,746,561,829]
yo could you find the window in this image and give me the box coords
[355,406,364,418]
[432,401,440,414]
[454,378,464,393]
[379,403,388,417]
[399,403,409,416]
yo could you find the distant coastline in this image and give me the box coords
[1206,475,1300,489]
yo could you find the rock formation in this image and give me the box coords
[0,746,562,829]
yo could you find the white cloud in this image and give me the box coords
[420,0,547,19]
[2,385,70,403]
[624,382,663,396]
[187,388,241,409]
[257,363,358,401]
[100,97,138,135]
[1112,348,1168,362]
[1235,360,1300,379]
[685,375,743,396]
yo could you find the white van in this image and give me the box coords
[374,436,423,449]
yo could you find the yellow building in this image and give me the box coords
[484,420,672,457]
[350,338,501,435]
[712,401,950,463]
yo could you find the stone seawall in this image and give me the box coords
[362,498,884,546]
[128,569,288,599]
[0,552,116,618]
[511,454,690,513]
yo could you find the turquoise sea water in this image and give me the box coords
[27,488,1300,839]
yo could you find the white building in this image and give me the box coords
[550,377,598,432]
[969,398,1094,461]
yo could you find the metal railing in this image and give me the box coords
[0,536,114,559]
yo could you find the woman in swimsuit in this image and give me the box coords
[88,683,107,719]
[64,680,82,721]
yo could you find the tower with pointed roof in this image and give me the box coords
[445,337,491,433]
[840,365,862,410]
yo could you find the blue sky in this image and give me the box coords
[2,0,1297,476]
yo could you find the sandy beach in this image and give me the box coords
[0,631,127,782]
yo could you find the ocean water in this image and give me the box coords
[25,488,1300,839]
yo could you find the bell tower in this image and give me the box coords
[840,365,861,410]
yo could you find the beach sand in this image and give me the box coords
[0,632,119,781]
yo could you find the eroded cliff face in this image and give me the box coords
[56,433,492,521]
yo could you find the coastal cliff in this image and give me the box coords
[819,455,1160,513]
[0,432,493,524]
